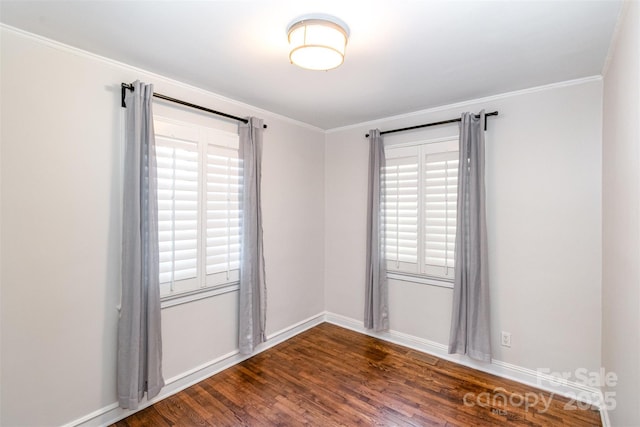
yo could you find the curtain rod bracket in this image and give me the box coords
[121,83,130,108]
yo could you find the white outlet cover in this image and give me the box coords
[501,332,512,347]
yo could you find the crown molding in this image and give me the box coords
[325,75,603,134]
[0,23,604,137]
[0,24,325,134]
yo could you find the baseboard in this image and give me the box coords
[66,311,605,426]
[324,312,604,412]
[64,312,325,427]
[600,403,611,427]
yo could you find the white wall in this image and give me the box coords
[602,1,640,425]
[325,79,603,376]
[0,27,325,426]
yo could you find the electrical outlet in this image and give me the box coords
[501,331,512,347]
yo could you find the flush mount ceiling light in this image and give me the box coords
[287,14,350,71]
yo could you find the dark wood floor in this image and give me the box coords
[113,323,601,426]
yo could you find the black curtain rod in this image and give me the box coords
[365,111,498,138]
[121,83,267,129]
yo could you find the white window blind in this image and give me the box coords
[154,117,241,297]
[424,151,458,279]
[206,145,242,286]
[384,138,458,281]
[156,138,200,294]
[383,154,419,273]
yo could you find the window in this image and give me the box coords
[155,117,242,297]
[383,138,458,281]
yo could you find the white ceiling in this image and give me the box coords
[0,0,623,129]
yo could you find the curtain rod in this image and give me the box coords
[121,83,267,128]
[365,111,498,138]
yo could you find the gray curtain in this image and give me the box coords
[117,81,164,409]
[238,117,267,354]
[364,129,389,331]
[448,111,491,362]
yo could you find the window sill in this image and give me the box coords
[387,272,454,289]
[160,282,240,309]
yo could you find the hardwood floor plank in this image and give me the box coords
[112,323,601,426]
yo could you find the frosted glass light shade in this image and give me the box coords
[288,19,348,71]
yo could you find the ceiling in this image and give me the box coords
[0,0,623,130]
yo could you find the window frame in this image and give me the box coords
[383,135,459,287]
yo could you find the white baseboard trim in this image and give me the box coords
[324,312,605,415]
[66,311,606,427]
[64,312,325,427]
[600,405,611,427]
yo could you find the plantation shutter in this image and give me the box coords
[383,147,419,274]
[154,117,243,297]
[424,151,458,279]
[206,141,242,286]
[155,137,200,294]
[385,138,458,281]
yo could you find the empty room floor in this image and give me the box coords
[113,323,601,426]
